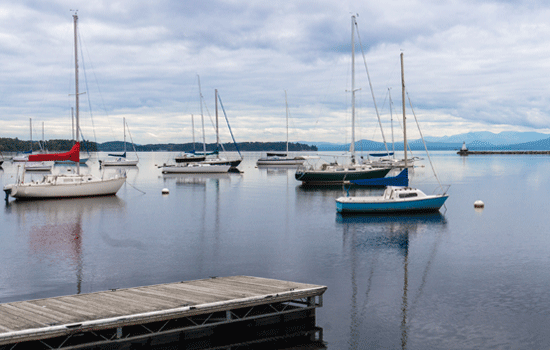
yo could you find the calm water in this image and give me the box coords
[1,151,550,349]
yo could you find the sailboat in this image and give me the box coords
[3,13,126,200]
[161,79,231,174]
[256,91,306,166]
[100,117,139,166]
[295,16,391,185]
[174,115,207,163]
[198,89,243,169]
[368,88,418,168]
[336,53,449,213]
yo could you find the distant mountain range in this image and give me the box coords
[302,131,550,151]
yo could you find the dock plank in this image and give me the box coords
[0,276,327,346]
[164,282,250,301]
[32,298,98,319]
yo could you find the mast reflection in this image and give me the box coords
[337,212,447,349]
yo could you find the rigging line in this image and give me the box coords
[354,19,389,155]
[77,32,98,144]
[125,119,139,161]
[406,91,444,191]
[217,93,242,158]
[125,178,146,195]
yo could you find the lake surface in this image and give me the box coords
[1,151,550,349]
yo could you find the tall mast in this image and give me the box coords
[215,89,219,151]
[389,88,395,158]
[350,15,356,163]
[29,118,32,152]
[123,117,127,154]
[71,107,74,141]
[285,90,289,153]
[191,114,195,151]
[401,52,407,168]
[73,13,80,174]
[198,75,206,154]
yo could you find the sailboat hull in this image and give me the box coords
[257,158,305,166]
[4,175,126,200]
[295,167,390,185]
[336,194,448,213]
[100,159,139,166]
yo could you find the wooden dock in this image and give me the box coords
[0,276,327,349]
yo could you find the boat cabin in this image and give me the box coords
[383,186,428,200]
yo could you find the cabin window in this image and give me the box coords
[399,192,418,198]
[63,179,73,183]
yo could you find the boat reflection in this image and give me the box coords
[162,173,232,186]
[336,212,447,349]
[4,196,125,297]
[257,164,300,176]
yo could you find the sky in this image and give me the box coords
[1,0,550,145]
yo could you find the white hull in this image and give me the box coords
[101,158,139,166]
[4,174,126,199]
[161,163,230,173]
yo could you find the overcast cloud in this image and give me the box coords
[1,0,550,145]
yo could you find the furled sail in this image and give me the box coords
[28,142,80,162]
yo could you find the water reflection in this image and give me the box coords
[257,164,299,177]
[336,212,447,350]
[5,196,127,296]
[162,173,231,186]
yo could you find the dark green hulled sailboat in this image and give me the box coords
[295,15,391,185]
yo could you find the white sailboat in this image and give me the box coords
[100,117,139,166]
[174,115,207,163]
[198,89,243,169]
[3,13,126,200]
[336,53,449,213]
[256,91,306,166]
[295,16,391,184]
[161,78,231,174]
[368,88,420,168]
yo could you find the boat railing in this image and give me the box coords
[431,184,451,196]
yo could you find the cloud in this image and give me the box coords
[1,0,550,145]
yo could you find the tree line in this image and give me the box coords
[0,138,316,152]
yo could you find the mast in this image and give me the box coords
[401,52,407,168]
[71,107,75,141]
[215,89,219,152]
[198,75,206,154]
[73,13,80,174]
[389,88,395,158]
[123,117,127,154]
[350,15,356,163]
[191,114,195,151]
[285,90,289,153]
[29,118,32,152]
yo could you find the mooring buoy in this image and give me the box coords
[474,200,484,208]
[162,188,169,195]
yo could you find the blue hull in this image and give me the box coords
[336,195,448,213]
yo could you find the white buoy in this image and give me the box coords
[474,200,484,208]
[162,188,169,195]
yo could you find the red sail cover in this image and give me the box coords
[28,142,80,162]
